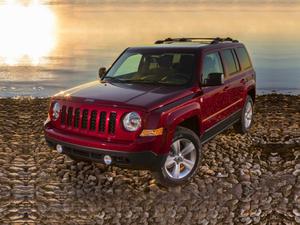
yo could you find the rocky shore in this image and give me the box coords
[0,94,299,224]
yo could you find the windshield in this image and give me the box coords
[105,51,196,86]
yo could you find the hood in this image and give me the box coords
[55,81,194,111]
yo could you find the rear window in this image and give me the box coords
[222,49,239,75]
[236,47,252,70]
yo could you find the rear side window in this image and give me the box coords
[236,47,252,70]
[222,49,239,75]
[202,52,224,84]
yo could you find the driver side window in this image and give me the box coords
[202,52,224,85]
[115,54,142,76]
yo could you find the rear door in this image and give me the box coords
[235,46,255,94]
[200,51,227,131]
[220,48,244,116]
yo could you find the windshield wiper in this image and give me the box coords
[106,77,158,84]
[131,80,153,83]
[105,77,177,86]
[127,79,177,86]
[124,79,160,84]
[104,76,128,83]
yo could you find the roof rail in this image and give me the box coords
[154,37,239,45]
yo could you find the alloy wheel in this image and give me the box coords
[164,138,197,179]
[244,101,253,129]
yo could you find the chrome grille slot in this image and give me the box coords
[74,108,80,128]
[81,109,88,129]
[67,107,73,126]
[99,112,106,132]
[108,112,117,134]
[61,105,66,125]
[90,110,97,131]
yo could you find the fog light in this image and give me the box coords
[103,155,112,165]
[56,144,63,153]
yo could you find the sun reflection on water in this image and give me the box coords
[0,0,56,65]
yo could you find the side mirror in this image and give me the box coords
[98,67,106,79]
[204,73,224,86]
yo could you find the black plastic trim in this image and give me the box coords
[155,93,197,113]
[200,110,241,144]
[45,137,166,171]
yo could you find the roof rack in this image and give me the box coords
[154,37,239,45]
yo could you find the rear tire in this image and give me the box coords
[153,126,201,187]
[234,96,254,134]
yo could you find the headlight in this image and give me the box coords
[123,112,141,131]
[52,102,61,121]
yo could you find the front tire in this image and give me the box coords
[153,126,201,187]
[234,96,254,134]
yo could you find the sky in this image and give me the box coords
[45,0,299,3]
[0,0,299,4]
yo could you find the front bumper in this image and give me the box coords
[45,136,166,171]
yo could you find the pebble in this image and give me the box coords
[293,169,300,176]
[293,209,300,217]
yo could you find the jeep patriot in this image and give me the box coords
[44,37,256,186]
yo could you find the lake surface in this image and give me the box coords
[0,1,299,97]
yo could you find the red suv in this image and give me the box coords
[44,37,256,186]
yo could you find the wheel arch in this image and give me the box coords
[161,102,201,154]
[165,102,201,135]
[178,116,200,137]
[247,87,256,102]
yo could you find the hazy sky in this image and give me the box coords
[45,0,299,3]
[0,0,299,4]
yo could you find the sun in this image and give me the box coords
[0,0,56,65]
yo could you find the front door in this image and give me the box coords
[200,51,227,131]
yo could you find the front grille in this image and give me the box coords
[59,105,117,135]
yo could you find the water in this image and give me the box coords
[0,1,299,97]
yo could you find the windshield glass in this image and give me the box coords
[105,51,196,85]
